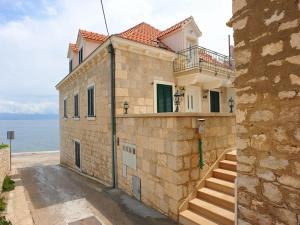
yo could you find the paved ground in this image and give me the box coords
[11,152,176,225]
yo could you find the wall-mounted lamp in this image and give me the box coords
[123,101,129,114]
[202,89,209,99]
[174,90,184,112]
[228,97,235,113]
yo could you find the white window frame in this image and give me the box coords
[208,89,221,113]
[153,80,175,113]
[63,96,68,119]
[87,83,96,120]
[73,91,80,120]
[73,139,81,171]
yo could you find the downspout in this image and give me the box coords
[108,43,117,188]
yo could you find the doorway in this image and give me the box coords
[185,86,200,112]
[74,141,81,169]
[210,90,220,112]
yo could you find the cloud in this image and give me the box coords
[0,0,232,114]
[0,100,58,114]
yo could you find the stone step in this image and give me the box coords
[197,187,235,211]
[189,198,235,225]
[219,160,237,171]
[205,177,235,196]
[225,151,237,161]
[213,168,237,182]
[179,209,218,225]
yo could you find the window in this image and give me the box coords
[74,141,80,168]
[69,59,73,73]
[63,98,67,118]
[87,85,95,117]
[74,94,79,118]
[79,47,83,64]
[157,84,173,113]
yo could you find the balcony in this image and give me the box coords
[173,46,235,78]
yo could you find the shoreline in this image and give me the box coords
[12,150,59,156]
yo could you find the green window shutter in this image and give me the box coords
[164,85,173,112]
[210,91,220,112]
[157,84,173,113]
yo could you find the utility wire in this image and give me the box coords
[99,0,112,44]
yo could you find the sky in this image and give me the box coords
[0,0,233,114]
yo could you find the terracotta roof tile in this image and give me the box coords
[69,43,78,53]
[71,17,194,53]
[118,22,172,50]
[79,29,107,43]
[158,16,193,38]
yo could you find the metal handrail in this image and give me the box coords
[173,46,235,75]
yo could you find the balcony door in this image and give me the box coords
[157,84,173,113]
[185,86,200,112]
[210,90,220,112]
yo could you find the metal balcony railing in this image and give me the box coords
[173,46,235,76]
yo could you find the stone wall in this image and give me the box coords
[0,147,10,188]
[58,48,113,186]
[116,113,236,220]
[229,1,300,224]
[114,48,175,115]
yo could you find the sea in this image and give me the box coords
[0,115,59,153]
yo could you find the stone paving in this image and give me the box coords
[8,152,176,225]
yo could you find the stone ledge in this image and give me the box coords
[117,112,236,118]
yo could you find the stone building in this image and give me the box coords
[228,0,300,225]
[56,17,237,223]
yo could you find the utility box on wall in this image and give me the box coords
[121,143,137,170]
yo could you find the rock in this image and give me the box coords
[286,55,300,64]
[262,41,283,56]
[233,17,248,30]
[238,163,253,173]
[278,91,296,99]
[260,156,288,170]
[238,174,259,194]
[256,168,276,181]
[278,175,300,189]
[235,48,251,65]
[289,74,300,85]
[278,19,298,31]
[250,110,274,122]
[237,93,257,104]
[290,31,300,49]
[263,182,282,203]
[286,192,300,210]
[233,0,247,14]
[238,155,256,165]
[265,10,285,26]
[271,207,297,225]
[236,109,247,123]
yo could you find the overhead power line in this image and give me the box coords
[99,0,112,44]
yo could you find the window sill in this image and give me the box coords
[73,117,80,121]
[87,116,96,121]
[63,117,68,120]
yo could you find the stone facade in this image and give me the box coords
[0,147,10,188]
[116,113,236,219]
[59,46,113,185]
[58,42,176,185]
[229,1,300,224]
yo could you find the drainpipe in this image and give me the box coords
[108,43,117,188]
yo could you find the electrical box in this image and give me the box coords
[132,176,141,201]
[122,143,136,170]
[198,119,205,134]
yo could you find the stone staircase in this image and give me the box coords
[179,150,237,225]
